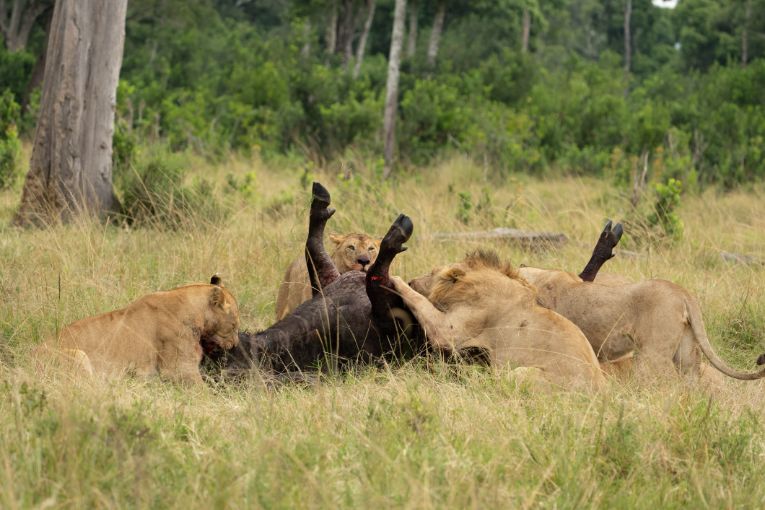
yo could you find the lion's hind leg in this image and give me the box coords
[34,345,95,378]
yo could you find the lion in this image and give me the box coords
[517,266,765,380]
[36,276,240,385]
[274,232,380,320]
[390,251,605,391]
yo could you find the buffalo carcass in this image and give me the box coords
[209,182,424,374]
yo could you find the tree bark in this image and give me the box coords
[325,0,337,55]
[521,7,531,53]
[623,0,632,73]
[353,0,376,79]
[14,0,127,226]
[742,0,751,66]
[383,0,406,179]
[0,0,51,52]
[426,0,445,68]
[335,0,355,64]
[406,0,417,58]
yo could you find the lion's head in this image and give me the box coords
[329,233,380,272]
[412,250,522,310]
[202,276,240,351]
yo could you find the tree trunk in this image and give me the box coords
[337,0,355,64]
[742,0,751,66]
[14,0,127,227]
[353,0,376,79]
[426,0,445,68]
[623,0,632,73]
[406,0,417,58]
[21,5,52,112]
[325,1,337,55]
[521,8,531,53]
[383,0,406,179]
[0,0,51,52]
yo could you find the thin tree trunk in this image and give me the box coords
[14,0,127,226]
[339,0,355,64]
[623,0,632,73]
[742,0,751,66]
[426,0,445,68]
[301,19,311,58]
[353,0,376,79]
[521,8,531,53]
[0,0,50,52]
[406,0,417,58]
[21,5,52,111]
[383,0,406,179]
[326,1,337,55]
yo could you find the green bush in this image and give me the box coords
[117,148,226,228]
[0,90,21,190]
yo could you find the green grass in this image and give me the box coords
[1,153,765,508]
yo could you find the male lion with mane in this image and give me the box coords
[36,276,240,385]
[390,251,605,391]
[275,232,380,320]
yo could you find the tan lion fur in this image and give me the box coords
[35,280,240,385]
[274,232,380,320]
[392,251,604,391]
[518,266,765,380]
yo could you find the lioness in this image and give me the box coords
[275,232,380,320]
[37,276,240,384]
[390,251,604,391]
[517,266,765,380]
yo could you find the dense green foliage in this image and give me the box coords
[1,0,765,189]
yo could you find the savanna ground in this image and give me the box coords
[1,151,765,508]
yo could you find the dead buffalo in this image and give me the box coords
[208,182,423,374]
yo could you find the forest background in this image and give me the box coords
[1,0,764,195]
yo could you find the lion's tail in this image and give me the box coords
[686,298,765,380]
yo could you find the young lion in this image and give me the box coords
[390,251,604,391]
[274,232,380,320]
[37,276,240,384]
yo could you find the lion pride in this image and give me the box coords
[36,276,240,384]
[390,251,604,391]
[274,232,380,320]
[518,266,765,380]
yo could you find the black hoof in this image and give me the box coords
[612,223,624,244]
[382,214,414,253]
[312,182,331,208]
[757,353,765,366]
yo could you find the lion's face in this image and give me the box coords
[329,233,380,272]
[204,286,240,350]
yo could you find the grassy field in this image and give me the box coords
[1,153,765,508]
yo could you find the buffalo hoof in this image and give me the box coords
[310,182,335,222]
[381,214,414,254]
[598,219,624,259]
[757,353,765,366]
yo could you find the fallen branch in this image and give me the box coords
[430,228,568,251]
[720,251,764,266]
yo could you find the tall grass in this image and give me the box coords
[1,153,764,508]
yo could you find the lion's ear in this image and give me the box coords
[210,286,225,308]
[443,267,465,283]
[328,233,344,246]
[210,274,223,286]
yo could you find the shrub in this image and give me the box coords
[0,90,21,190]
[117,148,226,228]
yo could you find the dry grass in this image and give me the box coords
[1,153,765,508]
